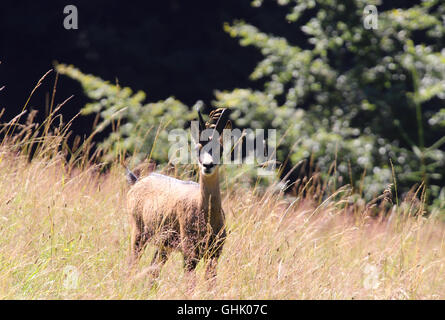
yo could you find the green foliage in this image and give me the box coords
[56,64,192,164]
[57,1,445,211]
[218,0,445,204]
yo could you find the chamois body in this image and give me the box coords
[127,171,226,271]
[127,108,231,275]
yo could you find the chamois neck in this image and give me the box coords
[199,169,223,228]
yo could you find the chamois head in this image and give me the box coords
[194,108,231,177]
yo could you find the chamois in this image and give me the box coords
[126,108,231,276]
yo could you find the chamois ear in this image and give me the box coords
[125,166,138,185]
[191,106,206,147]
[197,109,206,134]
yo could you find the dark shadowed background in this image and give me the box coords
[0,0,415,137]
[0,0,295,137]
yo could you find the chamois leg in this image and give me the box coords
[182,236,199,272]
[149,247,168,278]
[129,215,148,266]
[205,232,225,280]
[204,246,223,281]
[151,248,168,265]
[205,257,218,281]
[183,248,199,294]
[184,256,198,272]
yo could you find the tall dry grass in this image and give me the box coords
[0,73,444,299]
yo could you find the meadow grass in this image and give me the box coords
[0,119,444,300]
[0,71,444,299]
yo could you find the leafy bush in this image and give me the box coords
[217,0,445,206]
[56,64,193,165]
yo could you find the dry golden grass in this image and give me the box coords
[0,72,444,299]
[0,137,444,299]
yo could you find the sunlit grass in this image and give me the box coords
[0,135,444,299]
[0,73,444,299]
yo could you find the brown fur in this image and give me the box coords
[127,107,231,278]
[127,169,226,275]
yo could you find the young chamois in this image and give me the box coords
[126,108,231,277]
